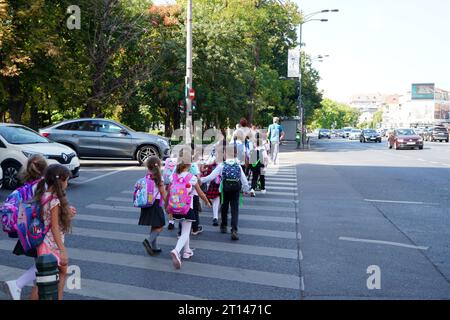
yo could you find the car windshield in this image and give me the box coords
[0,125,49,144]
[434,127,447,132]
[364,130,377,134]
[396,129,416,136]
[352,130,361,133]
[321,129,330,132]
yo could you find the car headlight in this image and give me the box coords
[397,139,404,143]
[22,151,49,159]
[157,138,169,147]
[418,138,423,142]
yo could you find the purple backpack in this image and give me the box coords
[16,195,54,253]
[168,173,193,215]
[133,174,158,208]
[1,179,42,237]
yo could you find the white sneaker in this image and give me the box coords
[4,280,21,300]
[250,189,256,197]
[182,249,194,259]
[260,189,266,194]
[170,249,182,269]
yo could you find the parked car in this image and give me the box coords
[39,118,171,165]
[360,129,382,143]
[348,129,362,140]
[423,126,449,142]
[318,129,331,139]
[336,129,345,138]
[343,127,353,138]
[0,123,80,190]
[388,128,424,150]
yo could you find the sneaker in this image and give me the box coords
[191,225,203,235]
[182,249,194,259]
[3,280,21,300]
[170,249,182,269]
[168,222,175,230]
[260,189,266,194]
[250,189,256,197]
[212,218,219,227]
[220,226,227,234]
[143,239,156,256]
[231,230,239,241]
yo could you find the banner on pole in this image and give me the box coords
[288,48,300,78]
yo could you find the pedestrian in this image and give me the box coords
[201,138,250,241]
[267,117,285,165]
[138,156,166,256]
[189,154,206,236]
[249,132,268,197]
[201,157,221,227]
[33,164,76,300]
[168,159,211,269]
[3,155,48,300]
[162,158,177,230]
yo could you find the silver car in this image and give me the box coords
[39,118,170,165]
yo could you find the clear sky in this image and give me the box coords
[154,0,450,102]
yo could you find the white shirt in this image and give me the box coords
[200,160,250,193]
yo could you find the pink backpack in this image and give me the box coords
[167,173,193,215]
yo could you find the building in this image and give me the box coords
[381,84,450,129]
[348,93,387,123]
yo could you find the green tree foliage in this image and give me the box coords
[310,98,360,129]
[0,0,323,135]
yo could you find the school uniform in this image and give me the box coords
[138,184,166,228]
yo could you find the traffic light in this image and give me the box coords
[179,101,185,113]
[192,100,197,111]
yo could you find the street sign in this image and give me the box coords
[189,88,195,100]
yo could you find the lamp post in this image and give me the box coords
[298,9,338,148]
[185,0,193,146]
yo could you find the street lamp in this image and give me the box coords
[297,9,338,149]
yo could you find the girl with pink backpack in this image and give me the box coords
[167,159,211,269]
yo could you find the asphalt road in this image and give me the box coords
[1,138,449,300]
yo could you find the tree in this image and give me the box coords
[309,98,360,129]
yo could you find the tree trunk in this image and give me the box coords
[30,104,39,130]
[8,78,25,124]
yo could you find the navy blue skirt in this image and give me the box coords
[138,200,166,227]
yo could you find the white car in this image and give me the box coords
[348,129,362,140]
[0,166,2,189]
[0,123,80,190]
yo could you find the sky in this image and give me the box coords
[154,0,450,103]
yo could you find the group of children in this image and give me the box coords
[2,155,76,300]
[136,127,271,270]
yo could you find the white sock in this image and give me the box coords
[212,197,220,220]
[15,265,37,289]
[175,220,192,253]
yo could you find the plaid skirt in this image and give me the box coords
[206,182,221,199]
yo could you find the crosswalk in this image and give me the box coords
[0,160,301,300]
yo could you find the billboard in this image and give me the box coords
[287,48,300,78]
[412,83,435,100]
[434,102,450,120]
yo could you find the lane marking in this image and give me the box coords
[75,166,136,185]
[86,204,297,222]
[0,265,202,300]
[0,241,300,290]
[70,227,298,259]
[338,237,429,250]
[75,214,297,239]
[364,199,439,206]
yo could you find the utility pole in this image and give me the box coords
[185,0,193,145]
[298,22,304,149]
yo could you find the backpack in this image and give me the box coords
[163,158,176,185]
[167,173,193,215]
[1,179,42,237]
[15,195,54,254]
[133,175,159,208]
[221,162,242,192]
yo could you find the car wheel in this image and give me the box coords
[2,162,21,190]
[419,146,424,150]
[137,145,160,165]
[446,140,449,143]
